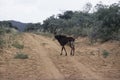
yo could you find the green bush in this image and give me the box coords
[12,42,24,49]
[14,52,28,59]
[102,50,110,58]
[0,39,5,48]
[0,28,5,35]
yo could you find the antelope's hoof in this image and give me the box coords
[70,53,73,56]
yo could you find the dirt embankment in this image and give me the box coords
[0,33,120,80]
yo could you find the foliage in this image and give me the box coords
[24,1,120,42]
[42,15,64,34]
[0,28,6,35]
[12,42,24,49]
[35,32,53,38]
[14,52,28,59]
[58,11,74,20]
[102,50,110,58]
[0,39,5,49]
[0,28,5,48]
[83,2,92,13]
[24,23,42,32]
[0,21,18,30]
[91,2,120,41]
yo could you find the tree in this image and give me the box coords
[83,2,92,13]
[91,2,120,41]
[42,15,63,33]
[25,23,42,32]
[58,11,74,20]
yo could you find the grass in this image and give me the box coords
[14,52,28,59]
[0,39,5,48]
[102,50,110,58]
[12,41,24,49]
[34,32,53,38]
[41,42,48,46]
[0,28,5,35]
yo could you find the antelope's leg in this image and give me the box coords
[70,41,75,56]
[72,46,75,56]
[63,46,67,56]
[70,48,72,55]
[61,46,64,55]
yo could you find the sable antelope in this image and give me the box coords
[55,35,75,56]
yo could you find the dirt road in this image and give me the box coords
[0,33,120,80]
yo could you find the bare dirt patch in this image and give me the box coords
[0,33,120,80]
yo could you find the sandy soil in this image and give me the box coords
[0,33,120,80]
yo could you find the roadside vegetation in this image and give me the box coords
[24,2,120,42]
[0,2,120,44]
[12,41,24,49]
[102,50,110,58]
[14,52,28,59]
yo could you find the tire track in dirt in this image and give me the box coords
[24,33,65,80]
[1,33,120,80]
[34,33,100,80]
[41,36,105,80]
[50,44,115,80]
[69,57,103,80]
[23,33,119,80]
[48,48,103,80]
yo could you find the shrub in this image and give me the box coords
[14,52,28,59]
[0,28,5,35]
[12,42,24,49]
[102,50,110,58]
[35,32,53,38]
[0,39,5,48]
